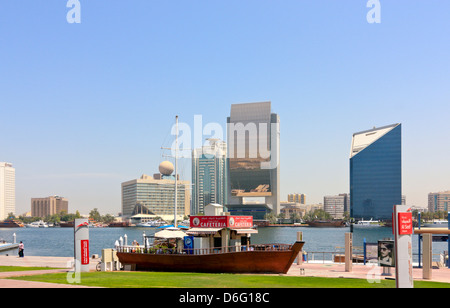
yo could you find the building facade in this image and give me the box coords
[0,162,15,221]
[121,173,190,221]
[287,193,306,204]
[226,102,280,217]
[324,195,346,219]
[192,139,227,215]
[31,196,69,218]
[350,124,402,220]
[428,191,450,212]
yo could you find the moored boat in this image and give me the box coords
[353,218,381,228]
[306,220,346,228]
[116,203,305,274]
[116,241,304,274]
[25,220,49,228]
[0,219,24,228]
[422,220,448,228]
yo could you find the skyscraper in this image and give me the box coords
[191,139,227,215]
[226,102,280,218]
[350,124,402,220]
[0,162,15,221]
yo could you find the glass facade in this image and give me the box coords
[192,140,227,215]
[228,102,273,197]
[350,124,402,220]
[226,102,280,216]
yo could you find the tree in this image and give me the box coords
[101,214,115,224]
[304,209,332,222]
[89,208,101,222]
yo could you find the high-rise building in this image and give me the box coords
[31,196,69,218]
[0,162,15,221]
[121,163,190,220]
[324,195,345,219]
[226,102,280,218]
[350,124,402,220]
[288,193,306,204]
[428,191,450,212]
[192,139,227,215]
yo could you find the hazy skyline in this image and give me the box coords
[1,1,449,215]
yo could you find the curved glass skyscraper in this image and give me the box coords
[350,124,402,220]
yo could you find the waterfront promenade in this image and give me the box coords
[1,255,450,287]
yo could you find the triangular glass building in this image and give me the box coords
[350,123,402,220]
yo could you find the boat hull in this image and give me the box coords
[117,241,304,274]
[306,220,346,228]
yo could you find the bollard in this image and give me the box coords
[423,233,432,280]
[297,231,303,265]
[345,233,353,272]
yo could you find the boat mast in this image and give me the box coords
[174,115,178,228]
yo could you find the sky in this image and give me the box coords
[1,1,449,215]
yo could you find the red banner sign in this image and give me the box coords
[190,216,253,228]
[80,240,89,265]
[398,212,413,235]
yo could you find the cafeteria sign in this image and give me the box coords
[190,216,253,228]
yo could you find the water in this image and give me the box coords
[1,226,448,263]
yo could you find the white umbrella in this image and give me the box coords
[154,229,186,239]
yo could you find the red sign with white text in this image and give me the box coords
[190,216,253,229]
[398,212,413,235]
[80,240,89,265]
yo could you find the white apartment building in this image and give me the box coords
[324,195,345,219]
[0,162,15,220]
[428,191,450,212]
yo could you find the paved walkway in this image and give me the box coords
[287,262,450,284]
[1,255,449,287]
[0,255,101,288]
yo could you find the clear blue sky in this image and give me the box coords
[1,1,449,215]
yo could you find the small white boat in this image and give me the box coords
[422,220,448,228]
[353,218,381,228]
[25,220,49,228]
[136,220,166,227]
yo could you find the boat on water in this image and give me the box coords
[136,220,166,227]
[422,220,448,228]
[25,220,49,228]
[116,239,304,274]
[117,210,304,274]
[306,220,346,228]
[59,221,74,228]
[353,218,381,228]
[0,220,24,228]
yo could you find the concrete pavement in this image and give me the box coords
[287,261,450,284]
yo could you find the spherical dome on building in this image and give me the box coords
[159,161,174,175]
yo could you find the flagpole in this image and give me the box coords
[174,115,178,228]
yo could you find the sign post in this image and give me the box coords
[393,205,414,288]
[74,218,90,272]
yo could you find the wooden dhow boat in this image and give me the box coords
[116,240,304,274]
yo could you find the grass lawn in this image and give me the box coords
[7,270,450,288]
[0,266,61,272]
